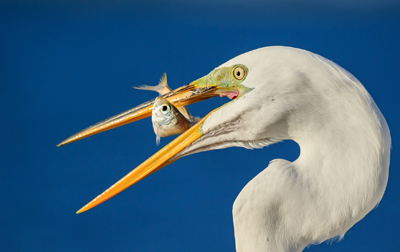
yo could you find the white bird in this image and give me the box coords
[58,46,391,252]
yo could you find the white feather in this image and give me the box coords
[179,46,390,252]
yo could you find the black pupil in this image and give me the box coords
[236,71,241,76]
[162,105,168,111]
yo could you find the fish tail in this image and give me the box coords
[133,73,170,93]
[158,73,168,88]
[134,84,164,92]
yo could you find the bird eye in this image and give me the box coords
[161,104,170,114]
[233,66,245,80]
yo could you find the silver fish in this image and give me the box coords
[152,96,194,145]
[134,73,192,120]
[135,73,199,144]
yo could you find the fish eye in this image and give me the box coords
[161,104,170,114]
[233,66,245,80]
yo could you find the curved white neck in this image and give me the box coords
[289,83,391,240]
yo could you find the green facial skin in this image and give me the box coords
[192,64,253,98]
[190,65,254,133]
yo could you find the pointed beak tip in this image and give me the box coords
[76,207,87,214]
[76,210,83,214]
[57,138,70,147]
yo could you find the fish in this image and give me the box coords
[151,96,195,145]
[135,73,199,144]
[134,73,193,120]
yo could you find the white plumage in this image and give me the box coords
[176,47,391,251]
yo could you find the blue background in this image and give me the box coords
[1,1,399,251]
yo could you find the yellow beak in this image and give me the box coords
[57,83,218,147]
[58,81,225,213]
[76,110,217,214]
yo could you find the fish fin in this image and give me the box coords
[155,124,161,146]
[177,106,192,120]
[134,84,165,92]
[133,73,170,95]
[191,116,201,123]
[158,73,168,88]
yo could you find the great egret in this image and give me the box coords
[58,46,391,252]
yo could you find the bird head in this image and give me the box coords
[59,46,325,213]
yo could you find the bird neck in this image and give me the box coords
[290,91,390,225]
